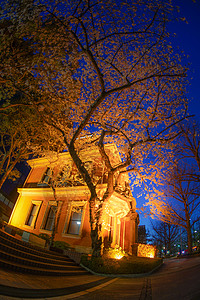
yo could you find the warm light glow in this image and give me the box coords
[106,246,125,260]
[106,192,130,218]
[149,253,154,258]
[101,191,130,230]
[137,244,156,258]
[114,253,124,260]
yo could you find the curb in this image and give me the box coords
[80,261,163,278]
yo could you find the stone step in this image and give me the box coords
[0,229,89,276]
[0,249,83,271]
[0,238,74,265]
[0,230,70,261]
[0,257,89,276]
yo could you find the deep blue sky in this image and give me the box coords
[170,0,200,121]
[139,0,200,229]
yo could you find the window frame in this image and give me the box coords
[40,201,57,232]
[63,201,87,239]
[38,167,52,186]
[24,201,42,229]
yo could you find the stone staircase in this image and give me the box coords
[0,229,89,276]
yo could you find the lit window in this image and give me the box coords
[66,206,83,235]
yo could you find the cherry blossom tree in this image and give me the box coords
[0,103,65,190]
[148,121,200,254]
[0,1,76,189]
[148,163,200,254]
[176,121,200,182]
[1,0,189,256]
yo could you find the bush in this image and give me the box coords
[104,246,127,259]
[53,241,70,250]
[81,255,162,275]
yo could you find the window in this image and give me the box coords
[25,202,41,227]
[39,167,52,185]
[43,206,56,231]
[64,201,86,237]
[26,204,37,226]
[67,207,83,235]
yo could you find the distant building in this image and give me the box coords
[138,225,147,244]
[0,191,15,222]
[9,144,139,254]
[0,163,30,222]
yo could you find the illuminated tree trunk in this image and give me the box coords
[67,138,116,257]
[49,185,58,248]
[90,223,103,257]
[68,142,105,256]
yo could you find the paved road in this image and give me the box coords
[75,257,200,300]
[1,256,200,299]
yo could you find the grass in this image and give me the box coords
[81,255,163,275]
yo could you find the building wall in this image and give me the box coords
[9,145,139,254]
[9,186,93,251]
[9,189,138,253]
[27,166,46,185]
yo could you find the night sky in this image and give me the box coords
[139,0,200,228]
[170,0,200,121]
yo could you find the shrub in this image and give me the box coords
[104,246,127,259]
[81,255,162,274]
[53,241,70,250]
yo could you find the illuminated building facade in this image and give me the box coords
[9,144,139,254]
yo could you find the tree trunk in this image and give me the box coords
[66,138,115,257]
[88,194,104,257]
[49,206,58,248]
[49,185,58,248]
[91,225,103,257]
[184,204,193,254]
[186,225,193,254]
[90,171,114,257]
[67,142,104,256]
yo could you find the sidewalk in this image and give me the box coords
[0,268,117,299]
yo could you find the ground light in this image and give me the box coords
[106,246,125,260]
[113,253,124,260]
[137,243,156,258]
